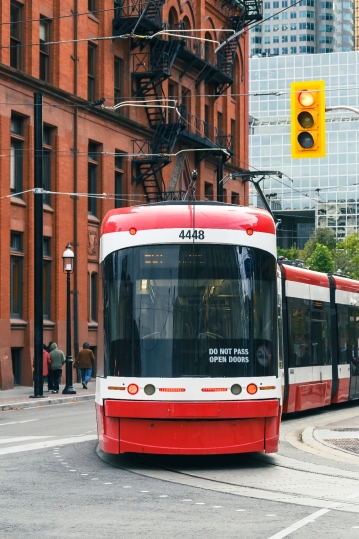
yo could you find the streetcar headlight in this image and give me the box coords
[246,383,258,395]
[144,384,156,395]
[127,383,139,395]
[231,384,242,395]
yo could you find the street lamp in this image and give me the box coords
[62,244,76,395]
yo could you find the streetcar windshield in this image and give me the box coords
[103,244,277,378]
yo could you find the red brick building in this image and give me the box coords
[0,0,258,389]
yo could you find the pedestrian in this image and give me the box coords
[32,345,51,387]
[49,342,65,393]
[74,342,95,389]
[47,341,54,391]
[43,344,51,387]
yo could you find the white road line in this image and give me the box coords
[0,419,39,426]
[0,436,53,445]
[0,434,97,455]
[266,509,330,539]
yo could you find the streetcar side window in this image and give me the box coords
[288,298,311,368]
[288,298,331,367]
[337,305,350,364]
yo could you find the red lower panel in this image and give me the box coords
[104,399,279,419]
[332,377,350,404]
[284,380,332,413]
[96,403,280,455]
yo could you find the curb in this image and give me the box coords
[0,393,95,411]
[301,426,359,464]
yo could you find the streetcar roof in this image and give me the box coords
[100,202,276,237]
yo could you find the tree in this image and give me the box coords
[277,245,300,260]
[333,232,359,279]
[300,227,336,262]
[307,243,334,273]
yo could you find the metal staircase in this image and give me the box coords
[113,0,260,201]
[130,38,185,201]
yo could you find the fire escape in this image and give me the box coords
[113,0,262,203]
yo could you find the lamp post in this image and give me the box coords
[62,244,76,395]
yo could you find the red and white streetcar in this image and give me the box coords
[280,263,359,412]
[96,202,282,455]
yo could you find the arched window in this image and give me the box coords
[204,31,213,63]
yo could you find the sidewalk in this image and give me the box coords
[313,414,359,456]
[0,381,96,411]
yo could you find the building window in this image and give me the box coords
[10,231,24,319]
[10,2,22,69]
[114,57,122,107]
[88,44,97,102]
[43,237,51,320]
[91,273,98,322]
[282,35,288,42]
[43,126,53,206]
[88,142,99,216]
[88,0,97,13]
[115,153,123,209]
[217,111,223,132]
[10,115,24,197]
[204,182,214,201]
[231,119,236,154]
[231,192,239,205]
[282,47,288,54]
[11,348,22,385]
[290,46,297,53]
[39,17,50,82]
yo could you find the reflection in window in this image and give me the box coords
[103,244,278,378]
[288,298,331,367]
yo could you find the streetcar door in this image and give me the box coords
[348,308,359,399]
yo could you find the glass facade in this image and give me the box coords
[250,0,354,57]
[249,51,359,247]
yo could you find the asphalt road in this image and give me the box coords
[2,401,359,539]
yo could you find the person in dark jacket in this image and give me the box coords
[49,342,66,393]
[74,342,95,389]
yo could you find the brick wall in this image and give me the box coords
[0,0,249,388]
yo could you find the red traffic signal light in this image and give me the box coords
[290,81,326,159]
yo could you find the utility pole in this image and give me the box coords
[30,93,44,399]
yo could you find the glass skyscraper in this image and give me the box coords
[249,51,359,249]
[250,0,354,58]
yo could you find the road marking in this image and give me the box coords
[266,509,330,539]
[159,495,168,498]
[0,419,39,426]
[0,434,97,455]
[0,436,53,445]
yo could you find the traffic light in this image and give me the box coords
[290,80,326,159]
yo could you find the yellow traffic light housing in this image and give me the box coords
[290,80,326,159]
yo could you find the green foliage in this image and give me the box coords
[333,232,359,279]
[300,227,336,262]
[307,244,334,273]
[277,245,300,260]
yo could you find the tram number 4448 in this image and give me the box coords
[179,229,205,240]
